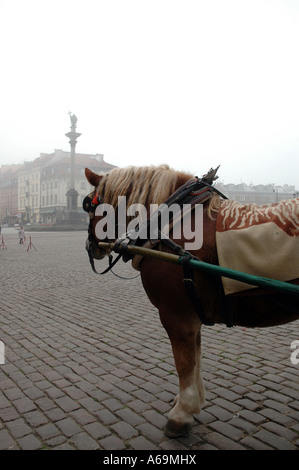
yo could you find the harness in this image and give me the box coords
[83,167,229,326]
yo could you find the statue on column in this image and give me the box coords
[70,113,78,130]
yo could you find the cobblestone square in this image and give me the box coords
[0,229,298,450]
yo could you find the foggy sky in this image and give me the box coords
[0,0,298,187]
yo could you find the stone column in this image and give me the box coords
[65,113,81,212]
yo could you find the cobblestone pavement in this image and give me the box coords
[0,230,298,450]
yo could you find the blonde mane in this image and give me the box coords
[98,165,193,208]
[97,164,221,222]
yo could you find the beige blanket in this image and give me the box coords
[216,198,299,295]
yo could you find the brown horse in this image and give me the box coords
[84,164,299,437]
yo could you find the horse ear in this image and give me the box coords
[85,168,102,187]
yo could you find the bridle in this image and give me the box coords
[83,190,139,278]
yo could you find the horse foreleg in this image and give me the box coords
[172,330,205,408]
[160,311,205,437]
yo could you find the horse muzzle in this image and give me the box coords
[85,239,109,260]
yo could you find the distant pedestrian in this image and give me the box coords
[18,226,25,244]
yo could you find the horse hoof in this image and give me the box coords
[164,419,190,438]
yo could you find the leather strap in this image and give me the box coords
[182,255,214,326]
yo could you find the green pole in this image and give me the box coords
[187,258,299,296]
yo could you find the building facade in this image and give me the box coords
[0,151,116,226]
[0,165,22,225]
[38,150,116,224]
[215,182,297,205]
[18,158,45,224]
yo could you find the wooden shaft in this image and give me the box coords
[98,242,180,264]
